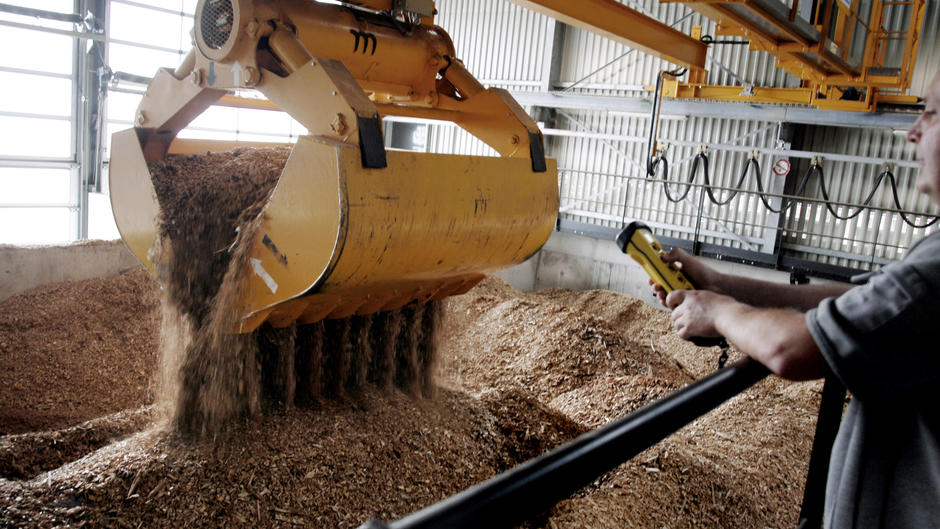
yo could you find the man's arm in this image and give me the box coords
[710,273,851,311]
[658,248,851,311]
[666,289,826,381]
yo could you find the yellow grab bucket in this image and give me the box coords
[236,136,558,332]
[110,132,558,333]
[109,0,559,332]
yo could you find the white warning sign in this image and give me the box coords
[772,158,791,177]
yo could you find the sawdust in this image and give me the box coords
[0,388,573,528]
[0,267,821,528]
[438,280,822,529]
[0,408,156,481]
[0,267,160,434]
[0,149,822,528]
[149,148,283,434]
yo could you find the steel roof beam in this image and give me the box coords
[512,91,920,130]
[509,0,708,71]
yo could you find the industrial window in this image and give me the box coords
[105,0,305,145]
[0,165,73,244]
[100,0,305,242]
[0,0,319,245]
[0,116,72,158]
[0,6,76,245]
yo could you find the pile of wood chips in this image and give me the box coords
[0,266,821,528]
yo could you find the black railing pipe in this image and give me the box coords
[360,357,770,529]
[796,376,846,529]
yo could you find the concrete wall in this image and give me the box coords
[494,231,810,307]
[0,240,142,302]
[2,232,832,308]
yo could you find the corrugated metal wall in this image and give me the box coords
[788,126,930,268]
[911,0,939,97]
[429,0,939,274]
[434,0,553,91]
[555,0,799,91]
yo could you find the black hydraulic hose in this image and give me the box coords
[651,154,693,203]
[646,73,665,177]
[751,158,779,212]
[359,357,770,529]
[816,165,884,220]
[797,166,938,228]
[754,161,819,214]
[704,156,755,206]
[649,154,668,183]
[646,68,686,177]
[701,35,749,45]
[660,154,696,203]
[651,154,810,212]
[649,153,938,227]
[885,170,940,228]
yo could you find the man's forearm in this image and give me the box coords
[713,274,851,311]
[712,299,826,380]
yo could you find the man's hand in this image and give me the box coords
[666,289,825,380]
[643,246,829,381]
[650,248,723,307]
[664,289,729,340]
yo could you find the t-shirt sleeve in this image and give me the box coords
[806,252,940,401]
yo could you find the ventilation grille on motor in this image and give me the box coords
[201,0,234,50]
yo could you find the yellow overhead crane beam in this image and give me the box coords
[508,0,708,81]
[512,0,926,112]
[665,0,926,111]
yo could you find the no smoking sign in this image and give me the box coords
[772,158,791,177]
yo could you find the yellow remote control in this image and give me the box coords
[615,221,694,294]
[615,221,727,349]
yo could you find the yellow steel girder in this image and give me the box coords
[660,0,926,111]
[508,0,708,72]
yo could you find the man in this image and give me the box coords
[653,71,940,528]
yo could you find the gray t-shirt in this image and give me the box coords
[807,230,940,529]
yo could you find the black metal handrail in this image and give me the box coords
[360,357,770,529]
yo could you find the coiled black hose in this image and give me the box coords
[650,153,939,228]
